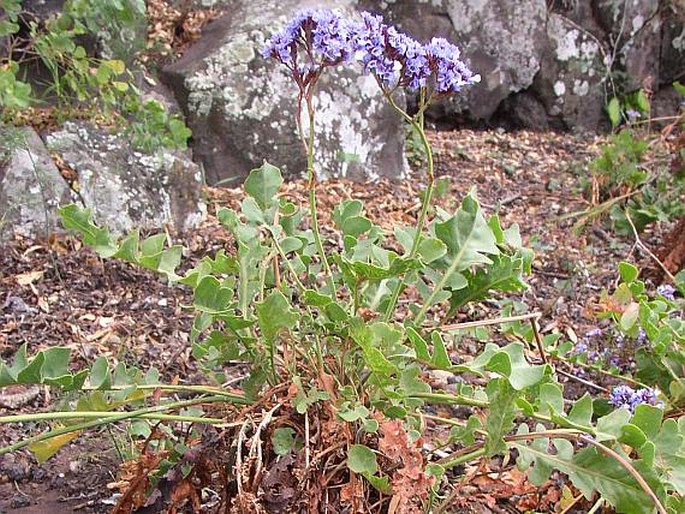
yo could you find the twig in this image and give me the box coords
[235,418,251,496]
[305,409,311,468]
[439,311,541,331]
[552,354,650,388]
[529,317,548,365]
[555,367,609,393]
[559,493,586,514]
[624,211,676,283]
[587,498,605,514]
[250,402,282,484]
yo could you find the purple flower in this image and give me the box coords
[630,388,660,411]
[609,385,662,413]
[656,284,676,301]
[262,9,356,82]
[351,12,479,93]
[636,327,647,346]
[573,341,588,354]
[609,385,636,409]
[585,327,602,338]
[609,356,620,368]
[625,109,641,122]
[425,37,480,93]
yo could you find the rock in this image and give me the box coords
[46,122,206,235]
[660,11,685,86]
[0,126,72,240]
[594,0,661,92]
[533,13,610,131]
[160,0,407,185]
[360,0,549,121]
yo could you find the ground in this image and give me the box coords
[0,129,675,513]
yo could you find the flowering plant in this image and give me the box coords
[1,9,684,514]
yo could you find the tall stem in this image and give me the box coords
[382,89,434,322]
[0,395,229,456]
[304,92,336,294]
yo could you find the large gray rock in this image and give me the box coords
[160,0,408,185]
[660,12,685,86]
[594,0,661,92]
[46,122,206,235]
[361,0,548,120]
[533,12,611,131]
[0,126,72,240]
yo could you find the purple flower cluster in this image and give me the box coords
[609,385,662,413]
[262,9,480,94]
[353,12,479,92]
[656,284,676,301]
[261,9,356,82]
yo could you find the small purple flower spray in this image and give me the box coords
[609,384,663,413]
[263,8,479,303]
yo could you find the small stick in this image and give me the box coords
[624,211,676,283]
[555,367,609,393]
[439,311,541,331]
[530,317,548,365]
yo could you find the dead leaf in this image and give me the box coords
[15,270,44,285]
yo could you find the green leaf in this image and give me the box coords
[244,161,283,209]
[450,415,482,446]
[418,237,447,263]
[674,81,685,96]
[619,262,639,283]
[193,276,232,314]
[568,394,594,428]
[272,427,298,456]
[514,434,656,514]
[422,192,500,316]
[347,445,377,474]
[447,253,528,314]
[539,382,564,417]
[256,291,297,343]
[58,205,117,257]
[40,348,72,387]
[484,378,518,455]
[619,302,640,331]
[338,403,370,422]
[406,327,430,362]
[596,408,632,442]
[434,192,499,270]
[0,20,20,37]
[105,59,126,75]
[291,378,329,414]
[342,215,372,237]
[364,473,391,493]
[469,343,549,390]
[607,97,621,128]
[430,331,451,369]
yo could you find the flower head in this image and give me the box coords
[630,388,660,411]
[352,12,479,93]
[609,385,662,413]
[425,37,480,93]
[573,341,588,354]
[609,385,636,409]
[585,327,602,338]
[656,284,676,301]
[262,9,355,83]
[625,109,641,122]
